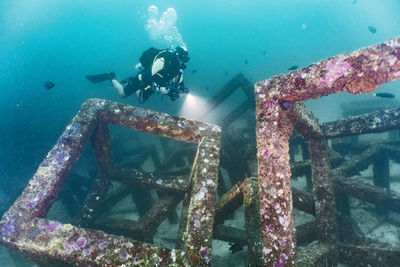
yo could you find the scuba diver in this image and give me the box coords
[86,46,190,103]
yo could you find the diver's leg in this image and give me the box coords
[112,76,141,98]
[112,79,126,97]
[135,85,154,103]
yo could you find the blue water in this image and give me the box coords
[1,0,400,265]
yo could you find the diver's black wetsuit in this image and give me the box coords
[121,47,187,103]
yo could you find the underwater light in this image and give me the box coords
[179,93,210,120]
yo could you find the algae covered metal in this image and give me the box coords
[0,99,221,266]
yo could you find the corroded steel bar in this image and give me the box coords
[101,185,134,213]
[14,218,188,265]
[291,187,315,215]
[74,123,114,227]
[256,37,400,265]
[213,225,247,245]
[214,180,244,225]
[100,100,218,143]
[337,216,367,245]
[139,194,182,233]
[198,73,249,119]
[242,177,263,267]
[93,217,153,243]
[255,104,295,266]
[334,175,400,213]
[180,135,221,266]
[222,99,252,128]
[338,243,400,266]
[333,144,387,177]
[296,221,318,245]
[0,100,99,236]
[1,98,221,266]
[296,243,336,267]
[92,123,114,174]
[73,173,110,227]
[288,104,338,244]
[110,166,189,194]
[257,38,400,104]
[322,108,400,138]
[373,151,390,214]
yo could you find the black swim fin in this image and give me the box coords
[86,72,116,83]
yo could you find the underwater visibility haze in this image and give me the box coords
[1,0,400,266]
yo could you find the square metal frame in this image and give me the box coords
[255,37,400,266]
[0,99,221,266]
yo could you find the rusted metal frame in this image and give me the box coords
[110,165,188,194]
[127,143,179,218]
[256,37,400,266]
[296,242,336,267]
[373,150,390,214]
[176,190,191,250]
[333,143,400,177]
[334,174,400,213]
[291,187,316,215]
[221,99,252,128]
[100,185,136,214]
[296,221,318,245]
[156,167,192,177]
[338,243,400,266]
[179,135,221,265]
[0,99,99,246]
[0,98,221,266]
[293,170,400,216]
[333,143,385,177]
[321,108,400,138]
[101,100,223,266]
[214,180,244,225]
[74,123,114,227]
[256,105,295,266]
[337,215,368,245]
[93,194,182,243]
[139,194,182,235]
[213,225,247,245]
[199,73,254,120]
[242,177,263,267]
[92,217,153,243]
[288,104,338,244]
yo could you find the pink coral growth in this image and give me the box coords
[318,58,352,87]
[262,149,270,158]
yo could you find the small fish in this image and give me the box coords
[373,92,395,98]
[352,0,358,4]
[191,69,197,74]
[224,71,228,75]
[244,59,248,65]
[288,65,299,71]
[205,87,209,91]
[229,243,244,254]
[368,26,377,34]
[44,81,55,90]
[263,51,267,55]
